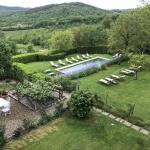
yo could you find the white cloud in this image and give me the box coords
[0,0,145,9]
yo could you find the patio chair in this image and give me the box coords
[71,57,79,62]
[65,58,73,64]
[82,54,88,59]
[86,53,92,58]
[58,60,65,66]
[105,77,118,84]
[50,61,59,67]
[99,79,111,86]
[111,75,126,80]
[77,55,84,61]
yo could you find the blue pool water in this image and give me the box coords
[58,57,110,77]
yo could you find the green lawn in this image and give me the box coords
[26,54,111,74]
[80,63,150,122]
[5,112,150,150]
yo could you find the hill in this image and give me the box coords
[0,5,29,17]
[0,2,115,29]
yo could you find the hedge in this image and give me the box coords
[12,51,66,63]
[12,63,49,81]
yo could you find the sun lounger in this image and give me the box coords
[65,58,73,64]
[58,60,65,66]
[43,69,51,74]
[48,72,55,76]
[111,75,126,80]
[50,61,59,67]
[124,69,135,74]
[71,57,79,62]
[77,55,84,61]
[121,70,133,75]
[129,65,142,71]
[99,79,110,85]
[105,78,118,84]
[86,53,92,58]
[82,54,88,59]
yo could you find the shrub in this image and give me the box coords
[16,79,55,103]
[69,67,100,80]
[0,125,6,149]
[59,77,77,92]
[38,110,53,125]
[13,127,24,138]
[68,90,95,119]
[53,103,64,118]
[22,118,37,132]
[130,54,150,70]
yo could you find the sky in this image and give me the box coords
[0,0,146,9]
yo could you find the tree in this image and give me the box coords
[72,25,107,48]
[0,41,12,79]
[68,90,95,119]
[49,30,74,51]
[108,5,150,54]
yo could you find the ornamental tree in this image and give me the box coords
[68,90,95,119]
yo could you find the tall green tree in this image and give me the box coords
[49,30,74,51]
[108,5,150,54]
[0,41,12,79]
[72,25,107,48]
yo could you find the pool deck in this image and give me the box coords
[55,56,110,72]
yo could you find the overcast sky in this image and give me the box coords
[0,0,146,9]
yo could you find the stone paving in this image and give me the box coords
[94,107,149,136]
[0,92,71,138]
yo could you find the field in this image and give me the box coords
[5,112,150,150]
[80,62,150,122]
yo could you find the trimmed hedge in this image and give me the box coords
[12,63,48,81]
[13,51,66,63]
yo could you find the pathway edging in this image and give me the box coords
[93,107,149,136]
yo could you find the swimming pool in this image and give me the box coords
[56,57,110,77]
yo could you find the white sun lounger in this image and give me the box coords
[71,57,79,62]
[58,60,65,66]
[86,53,92,58]
[77,55,84,61]
[121,70,133,75]
[129,65,142,71]
[82,54,88,59]
[50,61,59,67]
[48,72,55,76]
[65,58,73,64]
[111,75,126,80]
[105,78,118,84]
[99,79,110,85]
[125,69,135,74]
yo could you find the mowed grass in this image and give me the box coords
[26,54,111,73]
[80,62,150,122]
[5,112,150,150]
